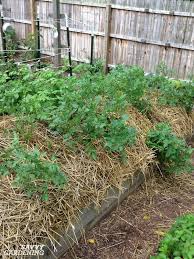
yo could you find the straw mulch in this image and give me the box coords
[149,95,193,138]
[64,172,194,259]
[0,108,155,256]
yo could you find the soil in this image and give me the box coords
[63,147,194,259]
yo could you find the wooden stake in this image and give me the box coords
[104,4,112,74]
[30,0,36,35]
[53,0,61,67]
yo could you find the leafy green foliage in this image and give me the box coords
[0,60,19,82]
[159,79,194,112]
[73,60,103,75]
[146,74,194,112]
[48,73,137,157]
[0,61,193,200]
[21,33,37,60]
[0,65,140,158]
[0,135,67,200]
[14,115,37,143]
[152,214,194,259]
[0,62,193,160]
[155,61,176,78]
[146,123,193,174]
[4,29,18,59]
[104,115,136,153]
[146,73,167,89]
[107,66,150,113]
[0,67,63,115]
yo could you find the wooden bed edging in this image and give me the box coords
[42,171,145,259]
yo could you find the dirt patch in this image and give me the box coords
[63,168,194,259]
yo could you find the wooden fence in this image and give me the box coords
[1,0,194,78]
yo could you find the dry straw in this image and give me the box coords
[0,101,192,256]
[148,93,193,138]
[0,108,154,256]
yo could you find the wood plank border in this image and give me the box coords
[42,171,145,258]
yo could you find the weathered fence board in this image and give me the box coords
[1,0,194,78]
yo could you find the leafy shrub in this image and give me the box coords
[0,66,33,114]
[146,123,193,174]
[152,214,194,259]
[0,135,67,200]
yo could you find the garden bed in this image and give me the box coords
[63,171,194,259]
[0,63,193,258]
[0,110,154,257]
[43,171,145,258]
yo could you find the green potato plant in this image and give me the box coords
[0,135,67,201]
[146,123,193,174]
[152,214,194,259]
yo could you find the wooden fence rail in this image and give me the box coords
[1,0,194,78]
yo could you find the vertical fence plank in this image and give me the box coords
[30,0,36,34]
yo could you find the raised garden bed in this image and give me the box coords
[0,62,193,258]
[43,171,145,258]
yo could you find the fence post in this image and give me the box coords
[104,4,112,74]
[0,3,7,62]
[35,17,41,68]
[30,0,36,35]
[65,14,72,76]
[90,33,94,66]
[53,0,61,67]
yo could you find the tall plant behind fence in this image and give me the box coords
[1,0,194,78]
